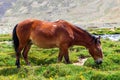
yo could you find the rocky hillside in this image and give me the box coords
[0,0,120,34]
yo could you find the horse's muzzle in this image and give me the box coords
[95,58,102,65]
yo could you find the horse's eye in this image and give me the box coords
[98,41,101,44]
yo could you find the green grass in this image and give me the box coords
[0,34,12,42]
[88,27,120,35]
[0,28,120,80]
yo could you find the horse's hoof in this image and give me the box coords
[27,64,30,66]
[27,62,30,66]
[17,65,20,68]
[64,61,71,64]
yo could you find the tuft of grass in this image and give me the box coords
[0,53,15,66]
[107,54,120,64]
[0,34,12,41]
[84,57,120,71]
[91,71,120,80]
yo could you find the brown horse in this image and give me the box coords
[12,19,103,68]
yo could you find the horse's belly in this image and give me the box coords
[36,42,57,48]
[31,38,59,48]
[30,31,60,48]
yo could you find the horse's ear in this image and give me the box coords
[97,36,101,44]
[98,36,101,39]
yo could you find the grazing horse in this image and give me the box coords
[12,19,103,68]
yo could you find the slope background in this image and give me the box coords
[0,0,120,34]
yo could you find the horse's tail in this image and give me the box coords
[12,24,19,52]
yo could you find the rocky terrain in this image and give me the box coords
[0,0,120,34]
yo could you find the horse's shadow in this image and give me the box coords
[0,67,18,76]
[29,56,57,65]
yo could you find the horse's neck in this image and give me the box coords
[72,27,93,48]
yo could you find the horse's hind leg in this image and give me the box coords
[22,40,32,65]
[16,45,24,68]
[58,44,70,63]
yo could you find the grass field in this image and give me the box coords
[0,28,120,80]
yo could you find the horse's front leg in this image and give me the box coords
[58,49,64,62]
[64,50,71,64]
[58,44,70,63]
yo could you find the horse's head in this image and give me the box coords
[88,36,103,65]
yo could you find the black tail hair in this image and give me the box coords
[12,24,19,52]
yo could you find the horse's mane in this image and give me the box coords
[74,25,93,38]
[73,25,99,44]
